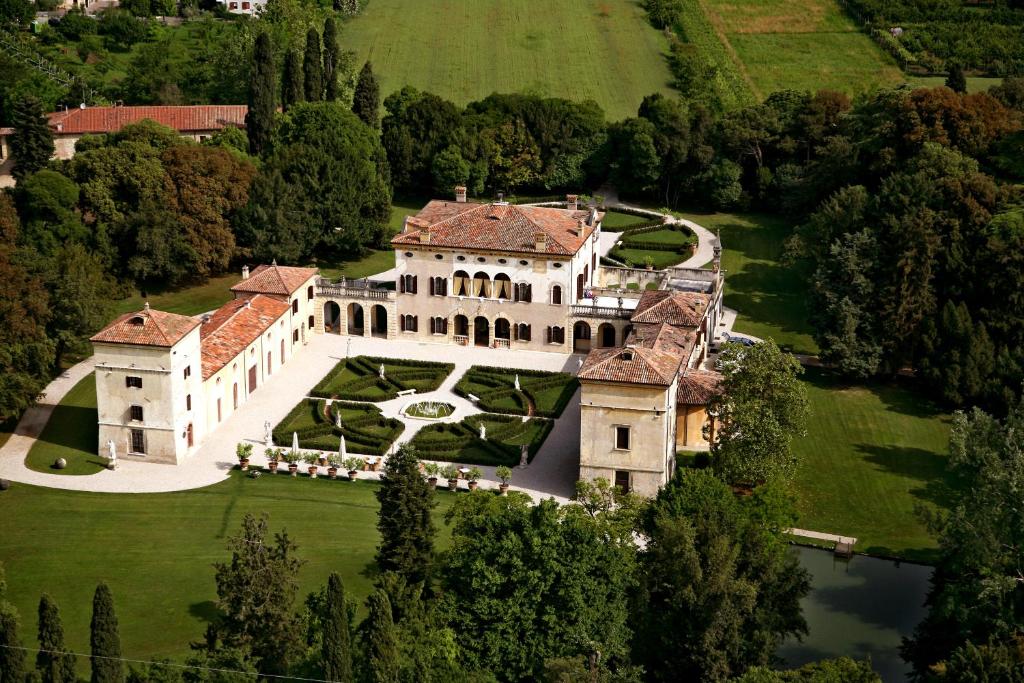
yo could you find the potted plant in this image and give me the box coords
[344,457,364,481]
[236,442,253,471]
[424,462,440,489]
[264,447,279,474]
[495,465,512,495]
[467,466,483,491]
[303,451,319,478]
[644,255,654,271]
[327,455,340,480]
[287,450,300,477]
[443,465,459,491]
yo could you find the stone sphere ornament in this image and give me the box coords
[0,479,10,491]
[54,458,67,470]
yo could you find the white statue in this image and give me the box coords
[519,444,529,468]
[379,364,385,379]
[514,375,520,391]
[479,424,486,440]
[106,440,117,470]
[264,421,273,448]
[335,409,342,428]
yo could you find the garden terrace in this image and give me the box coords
[609,223,698,270]
[453,366,578,418]
[409,414,553,467]
[272,399,404,456]
[310,356,454,401]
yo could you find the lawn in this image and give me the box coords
[310,356,454,401]
[601,210,655,230]
[698,0,905,99]
[792,369,954,563]
[454,366,577,419]
[112,274,240,318]
[24,373,105,475]
[338,0,676,121]
[609,247,687,270]
[686,209,819,355]
[273,399,404,456]
[0,473,456,669]
[410,414,553,467]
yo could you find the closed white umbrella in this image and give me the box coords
[291,432,299,458]
[514,374,520,391]
[339,435,347,460]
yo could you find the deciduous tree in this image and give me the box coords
[45,242,115,372]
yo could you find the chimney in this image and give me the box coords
[566,194,578,210]
[241,265,250,280]
[419,226,431,244]
[575,218,585,236]
[534,231,547,252]
[143,301,150,311]
[587,206,598,226]
[454,185,467,203]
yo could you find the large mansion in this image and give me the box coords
[91,192,725,495]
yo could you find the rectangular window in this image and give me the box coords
[183,365,191,380]
[292,299,299,314]
[130,429,145,454]
[308,314,314,330]
[186,394,192,411]
[217,398,222,423]
[614,470,630,494]
[614,426,631,450]
[293,330,299,343]
[125,376,143,389]
[129,405,143,422]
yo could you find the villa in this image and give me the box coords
[89,191,725,495]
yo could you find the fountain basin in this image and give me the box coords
[402,401,456,421]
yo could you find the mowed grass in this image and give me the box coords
[24,374,105,475]
[339,0,676,120]
[686,209,818,354]
[0,473,455,668]
[700,0,904,98]
[792,369,954,563]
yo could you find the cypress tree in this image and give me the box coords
[321,573,352,683]
[36,595,76,683]
[303,28,323,102]
[246,32,276,156]
[0,564,25,683]
[360,590,397,683]
[946,63,967,93]
[282,50,304,111]
[374,445,435,588]
[352,62,380,129]
[90,583,122,683]
[322,17,340,102]
[10,95,55,181]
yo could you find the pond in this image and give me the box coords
[778,546,933,682]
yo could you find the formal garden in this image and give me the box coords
[310,356,454,401]
[607,221,699,270]
[409,414,553,467]
[453,366,577,418]
[272,399,404,458]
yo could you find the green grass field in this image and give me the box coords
[792,369,953,562]
[0,473,455,668]
[24,374,105,475]
[338,0,675,120]
[698,0,904,99]
[600,210,654,230]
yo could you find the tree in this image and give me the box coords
[13,170,89,255]
[10,96,55,181]
[945,63,967,94]
[375,445,435,590]
[431,146,470,195]
[322,17,341,102]
[246,32,276,156]
[0,242,52,421]
[282,51,304,112]
[634,470,809,681]
[91,583,123,683]
[360,590,398,683]
[352,61,380,128]
[320,573,353,683]
[643,0,682,29]
[735,657,879,682]
[124,203,199,287]
[0,0,32,25]
[36,595,76,683]
[710,339,808,486]
[45,243,115,372]
[608,117,661,195]
[0,564,26,683]
[211,514,306,677]
[303,28,323,102]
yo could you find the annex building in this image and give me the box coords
[91,192,725,495]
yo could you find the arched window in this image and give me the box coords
[495,318,511,340]
[453,270,470,296]
[546,326,565,344]
[551,285,563,305]
[494,274,512,300]
[306,285,314,300]
[472,271,491,298]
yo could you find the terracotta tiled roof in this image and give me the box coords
[677,370,723,405]
[45,106,248,135]
[91,307,200,348]
[392,201,603,256]
[200,295,289,380]
[578,345,682,386]
[630,322,696,357]
[230,264,319,297]
[631,290,711,327]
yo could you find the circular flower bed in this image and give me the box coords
[403,401,456,420]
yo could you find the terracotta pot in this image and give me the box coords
[498,483,509,496]
[427,476,438,489]
[239,458,249,471]
[348,470,358,481]
[468,480,479,491]
[308,466,318,479]
[268,461,278,474]
[288,463,298,477]
[447,478,458,491]
[328,467,338,480]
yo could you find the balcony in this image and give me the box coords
[316,278,395,301]
[570,304,633,319]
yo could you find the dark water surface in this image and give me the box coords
[778,546,933,682]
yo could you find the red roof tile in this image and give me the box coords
[91,307,200,348]
[392,201,603,256]
[230,264,319,297]
[630,322,696,357]
[46,106,247,136]
[200,295,289,380]
[677,370,723,405]
[631,290,711,327]
[578,345,682,386]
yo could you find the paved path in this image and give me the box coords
[601,201,717,269]
[787,528,858,546]
[0,335,582,502]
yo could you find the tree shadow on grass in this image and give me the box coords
[855,443,960,511]
[188,600,221,625]
[33,405,97,452]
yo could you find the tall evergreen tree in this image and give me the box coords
[36,594,76,683]
[10,95,55,181]
[946,63,967,93]
[320,573,353,683]
[303,28,323,103]
[0,564,26,683]
[322,17,340,102]
[374,445,435,589]
[245,32,276,156]
[90,583,123,683]
[282,50,304,111]
[360,590,398,683]
[352,62,380,128]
